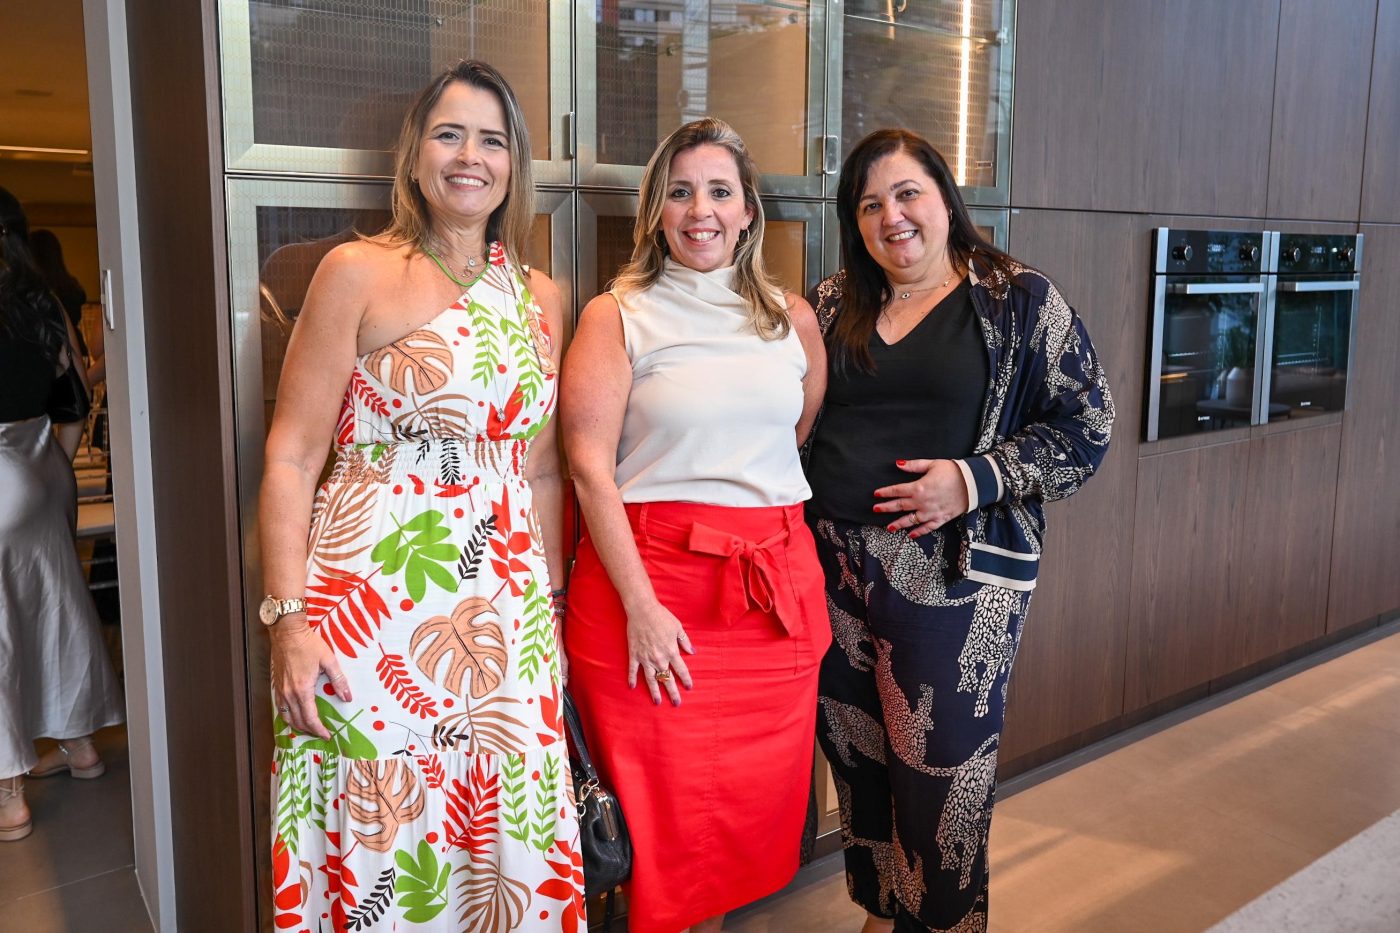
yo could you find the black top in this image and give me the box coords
[0,297,65,424]
[807,277,988,524]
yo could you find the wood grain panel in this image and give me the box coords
[999,209,1149,762]
[1012,0,1278,216]
[1328,223,1400,629]
[127,0,256,928]
[1125,440,1252,710]
[1361,0,1400,221]
[1267,0,1377,221]
[1232,423,1342,669]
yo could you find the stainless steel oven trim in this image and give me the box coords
[1256,270,1278,426]
[1147,273,1166,442]
[1154,228,1169,274]
[1166,282,1266,295]
[1277,281,1361,293]
[1344,275,1361,411]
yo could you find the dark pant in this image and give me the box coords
[811,517,1032,933]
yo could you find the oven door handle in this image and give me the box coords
[1166,282,1264,295]
[1277,280,1360,293]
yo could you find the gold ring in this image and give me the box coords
[654,669,673,682]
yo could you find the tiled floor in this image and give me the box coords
[0,727,151,933]
[731,627,1400,933]
[5,630,1396,932]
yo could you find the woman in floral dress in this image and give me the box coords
[258,61,583,932]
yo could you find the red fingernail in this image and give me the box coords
[897,459,907,466]
[907,532,917,539]
[887,524,898,532]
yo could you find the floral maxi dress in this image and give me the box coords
[271,244,584,933]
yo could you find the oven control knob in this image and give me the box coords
[1338,246,1355,266]
[1284,245,1304,264]
[1171,244,1193,262]
[1239,244,1260,263]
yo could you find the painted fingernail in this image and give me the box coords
[887,524,898,532]
[896,459,907,466]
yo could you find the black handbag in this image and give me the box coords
[562,690,632,902]
[46,361,90,424]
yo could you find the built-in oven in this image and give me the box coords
[1147,228,1271,441]
[1260,233,1362,419]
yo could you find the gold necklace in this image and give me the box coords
[894,271,953,301]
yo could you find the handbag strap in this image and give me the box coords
[561,688,600,782]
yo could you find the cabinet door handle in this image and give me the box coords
[821,135,839,176]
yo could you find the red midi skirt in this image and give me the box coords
[564,501,832,932]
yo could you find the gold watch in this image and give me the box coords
[259,595,307,627]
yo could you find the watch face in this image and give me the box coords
[259,597,278,626]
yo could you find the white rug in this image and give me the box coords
[1207,808,1400,932]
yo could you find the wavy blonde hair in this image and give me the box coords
[374,60,535,266]
[612,118,788,340]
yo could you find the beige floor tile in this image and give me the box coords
[990,787,1315,933]
[4,867,151,933]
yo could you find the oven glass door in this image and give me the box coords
[1266,278,1357,416]
[1151,276,1264,440]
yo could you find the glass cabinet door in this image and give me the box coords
[578,1,828,196]
[220,0,573,183]
[827,0,1015,204]
[579,192,824,303]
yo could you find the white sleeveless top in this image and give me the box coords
[613,260,811,507]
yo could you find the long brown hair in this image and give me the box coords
[831,129,1020,373]
[374,60,535,266]
[612,118,789,340]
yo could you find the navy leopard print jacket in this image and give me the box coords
[808,259,1114,592]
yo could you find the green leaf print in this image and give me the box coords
[516,579,553,685]
[310,752,338,832]
[531,752,560,852]
[394,840,451,923]
[501,752,529,844]
[465,299,502,386]
[501,310,543,408]
[286,698,378,759]
[370,443,388,463]
[372,510,461,603]
[274,750,310,856]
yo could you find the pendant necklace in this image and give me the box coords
[423,245,487,290]
[896,271,953,301]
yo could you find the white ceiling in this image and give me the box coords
[0,0,94,204]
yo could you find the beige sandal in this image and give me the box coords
[0,776,32,842]
[28,737,106,780]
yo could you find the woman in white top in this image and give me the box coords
[561,118,831,932]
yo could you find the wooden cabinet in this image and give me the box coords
[1125,440,1253,710]
[1267,0,1377,221]
[1235,424,1342,666]
[1328,224,1400,629]
[1012,0,1278,216]
[1000,209,1150,763]
[1362,0,1400,222]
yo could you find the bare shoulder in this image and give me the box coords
[526,267,562,308]
[786,292,821,342]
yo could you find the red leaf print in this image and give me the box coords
[536,839,586,933]
[307,570,390,659]
[335,390,355,445]
[489,241,506,266]
[491,488,513,534]
[535,682,561,747]
[376,646,439,719]
[434,481,469,498]
[442,757,501,856]
[416,754,447,789]
[320,853,358,911]
[486,384,526,440]
[348,368,390,417]
[272,836,303,928]
[407,473,426,495]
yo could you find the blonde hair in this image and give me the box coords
[374,60,535,266]
[612,118,789,340]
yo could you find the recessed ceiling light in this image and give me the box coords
[0,145,89,155]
